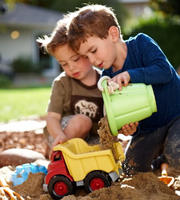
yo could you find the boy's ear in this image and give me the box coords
[108,26,119,42]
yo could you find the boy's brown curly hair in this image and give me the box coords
[68,4,122,52]
[37,16,72,56]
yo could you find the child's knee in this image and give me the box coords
[165,138,180,169]
[165,121,180,169]
[74,114,92,131]
[165,143,180,169]
[64,114,92,138]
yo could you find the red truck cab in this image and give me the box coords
[43,151,74,199]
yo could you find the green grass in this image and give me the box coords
[0,87,51,122]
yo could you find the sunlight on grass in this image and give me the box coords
[0,88,51,122]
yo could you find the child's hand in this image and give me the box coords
[49,134,67,160]
[118,122,139,136]
[109,71,131,90]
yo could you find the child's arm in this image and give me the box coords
[126,34,172,85]
[47,112,68,143]
[47,112,68,159]
[47,112,64,139]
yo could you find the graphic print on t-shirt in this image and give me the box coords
[71,95,103,123]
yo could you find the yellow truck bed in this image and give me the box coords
[53,138,124,182]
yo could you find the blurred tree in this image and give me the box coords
[150,0,180,16]
[3,0,128,26]
[21,0,127,26]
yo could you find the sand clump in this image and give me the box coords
[61,173,180,200]
[98,116,120,162]
[11,172,45,199]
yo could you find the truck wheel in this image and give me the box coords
[48,175,74,199]
[84,171,111,193]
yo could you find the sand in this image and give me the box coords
[1,166,180,200]
[1,116,180,200]
[98,116,120,162]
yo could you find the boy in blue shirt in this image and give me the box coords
[68,4,180,175]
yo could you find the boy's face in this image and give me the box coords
[77,34,117,70]
[54,44,92,80]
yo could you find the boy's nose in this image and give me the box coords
[88,55,96,65]
[69,64,74,70]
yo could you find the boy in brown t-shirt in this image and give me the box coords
[37,17,103,156]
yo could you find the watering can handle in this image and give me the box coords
[97,76,111,91]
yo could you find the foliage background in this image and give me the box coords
[22,0,128,26]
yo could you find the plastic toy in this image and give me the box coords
[43,138,125,199]
[0,176,24,199]
[10,163,47,186]
[98,76,157,136]
[158,163,174,187]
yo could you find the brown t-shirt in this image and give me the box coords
[47,68,103,136]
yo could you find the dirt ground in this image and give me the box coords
[0,116,180,200]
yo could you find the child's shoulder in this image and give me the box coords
[53,71,72,85]
[128,33,151,43]
[127,33,156,51]
[54,71,68,80]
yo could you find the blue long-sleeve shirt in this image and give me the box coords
[102,33,180,133]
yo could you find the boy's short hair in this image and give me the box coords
[37,17,70,56]
[68,4,121,51]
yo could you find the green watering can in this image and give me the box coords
[98,77,157,136]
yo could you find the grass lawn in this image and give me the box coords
[0,87,51,122]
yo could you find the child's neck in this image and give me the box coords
[113,41,127,72]
[80,68,97,86]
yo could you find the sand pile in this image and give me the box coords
[0,116,180,199]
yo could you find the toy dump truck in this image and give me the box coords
[43,138,125,199]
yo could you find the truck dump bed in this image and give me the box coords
[53,138,124,182]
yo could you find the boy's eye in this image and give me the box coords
[82,55,88,59]
[61,63,67,67]
[91,49,97,53]
[73,56,80,61]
